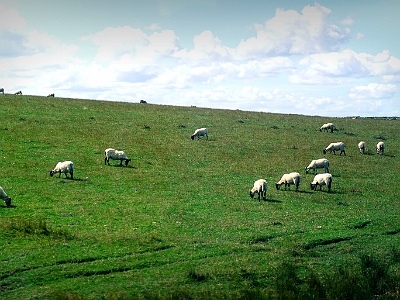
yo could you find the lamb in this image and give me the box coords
[0,186,11,207]
[305,158,329,174]
[249,179,268,201]
[310,173,332,193]
[191,128,208,140]
[14,91,22,95]
[276,172,301,191]
[47,93,55,97]
[376,141,385,155]
[104,148,132,166]
[319,123,336,133]
[358,141,366,154]
[50,161,74,179]
[323,142,346,155]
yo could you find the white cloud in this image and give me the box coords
[146,23,161,31]
[340,16,354,25]
[356,32,364,40]
[290,50,400,84]
[349,83,398,99]
[236,3,351,58]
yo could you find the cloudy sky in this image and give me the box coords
[1,0,399,117]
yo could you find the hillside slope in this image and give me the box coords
[1,95,399,299]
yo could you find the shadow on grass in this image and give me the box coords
[0,204,16,209]
[107,164,136,168]
[263,198,282,203]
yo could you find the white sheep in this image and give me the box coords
[0,186,11,207]
[191,128,208,140]
[323,142,346,155]
[305,158,329,174]
[50,161,74,179]
[319,123,336,133]
[249,179,268,201]
[104,148,132,166]
[376,141,385,155]
[358,141,366,154]
[275,172,301,191]
[310,173,332,193]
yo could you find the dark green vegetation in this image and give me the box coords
[1,94,399,299]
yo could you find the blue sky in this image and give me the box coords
[1,0,399,117]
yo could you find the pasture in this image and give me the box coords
[0,94,399,299]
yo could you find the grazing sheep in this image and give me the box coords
[310,173,332,192]
[319,123,336,133]
[0,88,4,94]
[104,148,132,166]
[305,158,329,174]
[323,142,346,155]
[140,100,147,104]
[14,91,22,95]
[191,128,208,140]
[249,179,268,201]
[358,141,366,154]
[276,172,301,191]
[50,161,74,179]
[376,141,385,155]
[47,93,55,97]
[0,186,11,207]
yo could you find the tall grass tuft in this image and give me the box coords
[1,216,73,239]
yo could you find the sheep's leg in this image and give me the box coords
[70,170,74,180]
[119,159,123,166]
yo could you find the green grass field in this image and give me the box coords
[1,94,399,299]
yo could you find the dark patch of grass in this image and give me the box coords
[353,220,372,229]
[303,237,353,250]
[188,268,208,282]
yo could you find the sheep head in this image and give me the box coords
[4,197,11,207]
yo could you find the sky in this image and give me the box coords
[1,0,399,117]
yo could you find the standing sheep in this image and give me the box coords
[249,179,268,201]
[276,172,301,191]
[0,88,4,94]
[310,173,332,193]
[323,142,346,155]
[50,161,74,179]
[376,142,385,155]
[358,141,366,154]
[191,128,208,140]
[0,186,11,207]
[104,148,132,166]
[319,123,336,133]
[305,158,329,174]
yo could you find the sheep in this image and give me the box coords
[376,141,385,155]
[47,93,55,97]
[0,88,4,94]
[140,100,147,104]
[358,141,366,154]
[249,179,268,201]
[319,122,336,133]
[191,128,208,140]
[0,186,11,207]
[305,158,329,174]
[276,172,301,191]
[104,148,132,166]
[323,142,346,155]
[50,161,74,179]
[14,91,22,95]
[310,173,332,193]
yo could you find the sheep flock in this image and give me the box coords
[0,116,390,207]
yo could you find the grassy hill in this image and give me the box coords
[1,94,399,299]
